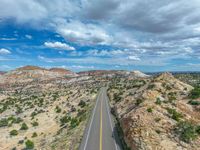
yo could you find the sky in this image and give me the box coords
[1,0,200,72]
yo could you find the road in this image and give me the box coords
[79,87,122,150]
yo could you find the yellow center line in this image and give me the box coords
[100,96,103,150]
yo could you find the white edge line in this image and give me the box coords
[105,89,119,150]
[83,89,101,150]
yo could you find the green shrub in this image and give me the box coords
[168,92,177,102]
[175,121,198,143]
[55,106,61,113]
[167,108,183,122]
[188,100,200,105]
[70,118,79,128]
[147,107,153,113]
[31,132,37,138]
[25,140,34,149]
[20,123,28,130]
[10,129,18,136]
[155,98,162,105]
[78,100,86,108]
[31,121,39,127]
[189,87,200,99]
[196,126,200,134]
[155,117,161,122]
[135,99,143,106]
[148,84,155,89]
[31,111,37,118]
[60,115,71,126]
[113,93,121,102]
[0,118,8,127]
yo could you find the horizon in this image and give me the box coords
[1,1,200,72]
[2,64,200,74]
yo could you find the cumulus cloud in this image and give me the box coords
[44,42,75,51]
[0,0,47,23]
[1,0,200,69]
[57,20,112,45]
[0,48,11,54]
[0,0,79,25]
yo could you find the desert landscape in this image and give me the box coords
[0,66,200,150]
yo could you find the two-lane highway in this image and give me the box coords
[79,87,122,150]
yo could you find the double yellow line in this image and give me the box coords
[99,94,103,150]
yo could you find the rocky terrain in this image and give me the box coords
[0,66,103,150]
[1,66,200,150]
[108,72,200,150]
[0,66,78,84]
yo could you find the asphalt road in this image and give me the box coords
[79,87,122,150]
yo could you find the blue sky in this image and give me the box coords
[0,0,200,72]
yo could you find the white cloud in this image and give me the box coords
[57,20,112,45]
[127,55,141,61]
[1,0,200,68]
[44,41,75,51]
[25,34,32,39]
[0,0,47,24]
[0,37,17,40]
[0,48,11,54]
[70,65,94,69]
[87,49,124,57]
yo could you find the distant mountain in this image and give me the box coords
[0,71,6,75]
[130,70,150,78]
[78,70,116,76]
[0,65,78,83]
[78,70,149,78]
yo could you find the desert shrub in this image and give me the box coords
[175,121,198,143]
[25,140,34,149]
[55,106,62,113]
[188,100,200,105]
[20,123,28,130]
[189,87,200,99]
[31,111,37,119]
[155,117,161,122]
[0,118,8,127]
[60,115,71,126]
[10,129,18,136]
[196,126,200,134]
[31,132,37,138]
[167,108,183,122]
[18,140,24,144]
[15,117,23,124]
[135,99,144,106]
[70,118,79,128]
[16,106,23,114]
[155,129,161,134]
[147,107,153,113]
[78,100,86,108]
[168,92,177,102]
[113,93,121,102]
[155,98,162,105]
[77,109,87,122]
[8,116,23,124]
[147,84,155,89]
[31,121,39,127]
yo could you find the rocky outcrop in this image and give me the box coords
[109,73,200,150]
[0,66,78,83]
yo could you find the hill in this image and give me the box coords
[108,72,200,150]
[0,66,78,84]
